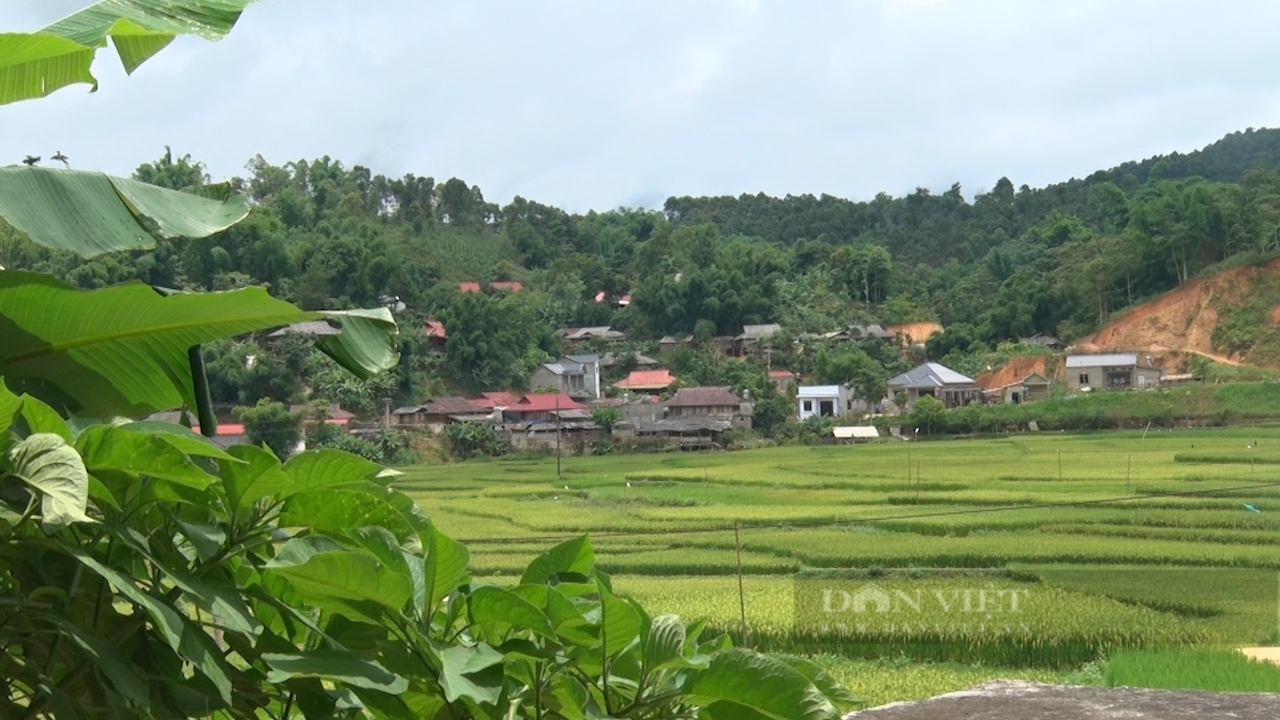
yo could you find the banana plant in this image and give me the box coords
[1,0,259,106]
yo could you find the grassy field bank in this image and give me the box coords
[395,426,1280,704]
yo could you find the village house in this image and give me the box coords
[663,386,753,429]
[593,291,632,307]
[888,362,982,409]
[422,319,448,353]
[768,369,796,389]
[734,323,782,356]
[614,369,677,394]
[506,417,601,454]
[470,391,522,412]
[289,403,356,428]
[528,355,600,400]
[556,326,627,348]
[1066,353,1161,391]
[847,324,896,342]
[658,334,694,353]
[502,393,587,423]
[1022,333,1064,351]
[975,356,1053,405]
[797,384,854,420]
[600,351,659,371]
[391,397,489,430]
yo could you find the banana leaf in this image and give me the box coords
[0,166,249,257]
[0,271,398,418]
[1,0,258,105]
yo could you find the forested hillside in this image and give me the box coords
[5,127,1280,413]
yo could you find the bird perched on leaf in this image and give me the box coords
[51,150,68,167]
[21,155,39,167]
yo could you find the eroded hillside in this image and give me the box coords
[1076,258,1280,369]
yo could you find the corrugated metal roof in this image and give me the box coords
[1065,353,1138,368]
[798,385,844,397]
[833,426,879,439]
[888,362,975,389]
[737,323,782,340]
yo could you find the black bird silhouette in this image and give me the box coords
[21,155,39,167]
[51,150,68,167]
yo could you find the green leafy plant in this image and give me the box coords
[0,384,855,718]
[1,0,259,107]
[443,421,507,460]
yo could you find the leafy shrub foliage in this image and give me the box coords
[0,383,853,718]
[444,421,508,460]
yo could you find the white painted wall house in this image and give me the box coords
[797,384,852,420]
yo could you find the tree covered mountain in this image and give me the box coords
[5,127,1280,410]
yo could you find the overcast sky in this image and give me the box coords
[6,1,1280,212]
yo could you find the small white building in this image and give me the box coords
[797,384,853,420]
[833,426,880,443]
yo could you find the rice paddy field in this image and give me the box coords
[394,426,1280,706]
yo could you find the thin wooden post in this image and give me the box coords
[916,461,922,504]
[555,394,562,479]
[734,523,751,649]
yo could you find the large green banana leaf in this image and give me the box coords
[0,271,398,418]
[1,0,258,106]
[0,166,249,257]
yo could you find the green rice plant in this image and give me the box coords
[1175,453,1280,465]
[816,657,1074,710]
[1015,564,1279,644]
[1105,647,1280,692]
[734,529,1280,569]
[1043,523,1280,546]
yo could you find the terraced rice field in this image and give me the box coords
[395,426,1280,704]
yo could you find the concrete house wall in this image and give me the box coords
[1066,354,1161,391]
[797,385,853,420]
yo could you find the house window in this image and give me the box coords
[802,400,812,413]
[1078,373,1089,386]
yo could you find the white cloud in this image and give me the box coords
[4,1,1280,212]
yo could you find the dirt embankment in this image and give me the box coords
[1074,258,1280,369]
[975,355,1048,391]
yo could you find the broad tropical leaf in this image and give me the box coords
[9,432,93,530]
[687,649,842,720]
[1,0,258,105]
[0,272,397,417]
[262,651,408,694]
[423,524,469,619]
[0,167,249,257]
[521,534,595,585]
[316,309,401,380]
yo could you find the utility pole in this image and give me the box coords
[555,393,562,479]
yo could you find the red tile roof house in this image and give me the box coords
[471,391,522,410]
[614,369,677,393]
[768,369,797,389]
[502,393,586,423]
[423,319,448,353]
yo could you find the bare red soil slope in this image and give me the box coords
[1075,258,1280,368]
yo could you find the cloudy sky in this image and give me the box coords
[6,1,1280,212]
